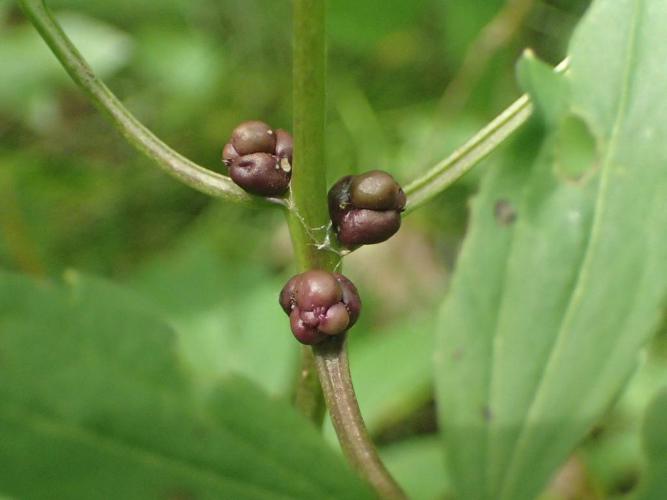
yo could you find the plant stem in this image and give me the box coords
[404,93,533,213]
[314,336,406,499]
[289,2,405,498]
[286,0,338,425]
[404,58,569,213]
[287,0,336,271]
[292,347,325,425]
[18,0,274,206]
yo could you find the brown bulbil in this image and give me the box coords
[350,170,406,211]
[275,129,294,163]
[231,120,276,155]
[222,121,294,196]
[221,142,240,167]
[279,270,362,345]
[228,153,290,196]
[336,209,402,246]
[328,170,406,247]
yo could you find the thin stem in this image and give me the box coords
[404,58,569,213]
[18,0,276,206]
[287,0,336,271]
[287,0,337,424]
[287,0,337,426]
[289,1,405,498]
[292,347,325,425]
[404,93,532,213]
[314,336,406,499]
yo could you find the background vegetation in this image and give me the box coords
[0,0,665,499]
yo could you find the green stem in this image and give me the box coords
[314,336,406,499]
[287,0,336,271]
[404,58,569,213]
[288,1,405,498]
[404,93,533,212]
[18,0,275,206]
[292,347,325,425]
[287,0,336,425]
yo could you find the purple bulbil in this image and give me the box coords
[328,170,406,248]
[279,270,362,345]
[222,120,292,196]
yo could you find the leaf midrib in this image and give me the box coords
[497,0,644,496]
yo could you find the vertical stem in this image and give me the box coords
[288,0,336,271]
[288,0,337,426]
[288,2,405,498]
[292,346,326,425]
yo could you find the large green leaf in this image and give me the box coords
[435,1,667,499]
[0,271,372,499]
[128,239,297,398]
[636,388,667,500]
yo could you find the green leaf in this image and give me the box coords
[516,50,569,126]
[435,0,667,499]
[636,388,667,500]
[0,271,372,500]
[129,239,297,398]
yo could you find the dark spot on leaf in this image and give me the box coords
[589,424,605,440]
[482,405,494,422]
[611,472,639,495]
[452,348,464,361]
[193,424,209,439]
[494,199,517,226]
[164,488,196,500]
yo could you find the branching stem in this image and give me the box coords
[17,0,277,206]
[404,58,569,213]
[288,1,405,498]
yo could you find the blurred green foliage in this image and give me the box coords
[0,0,585,278]
[1,0,665,499]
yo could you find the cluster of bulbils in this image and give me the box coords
[222,120,407,344]
[279,270,361,345]
[222,120,293,196]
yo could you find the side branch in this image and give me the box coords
[404,58,569,213]
[18,0,273,206]
[289,1,405,497]
[404,94,532,212]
